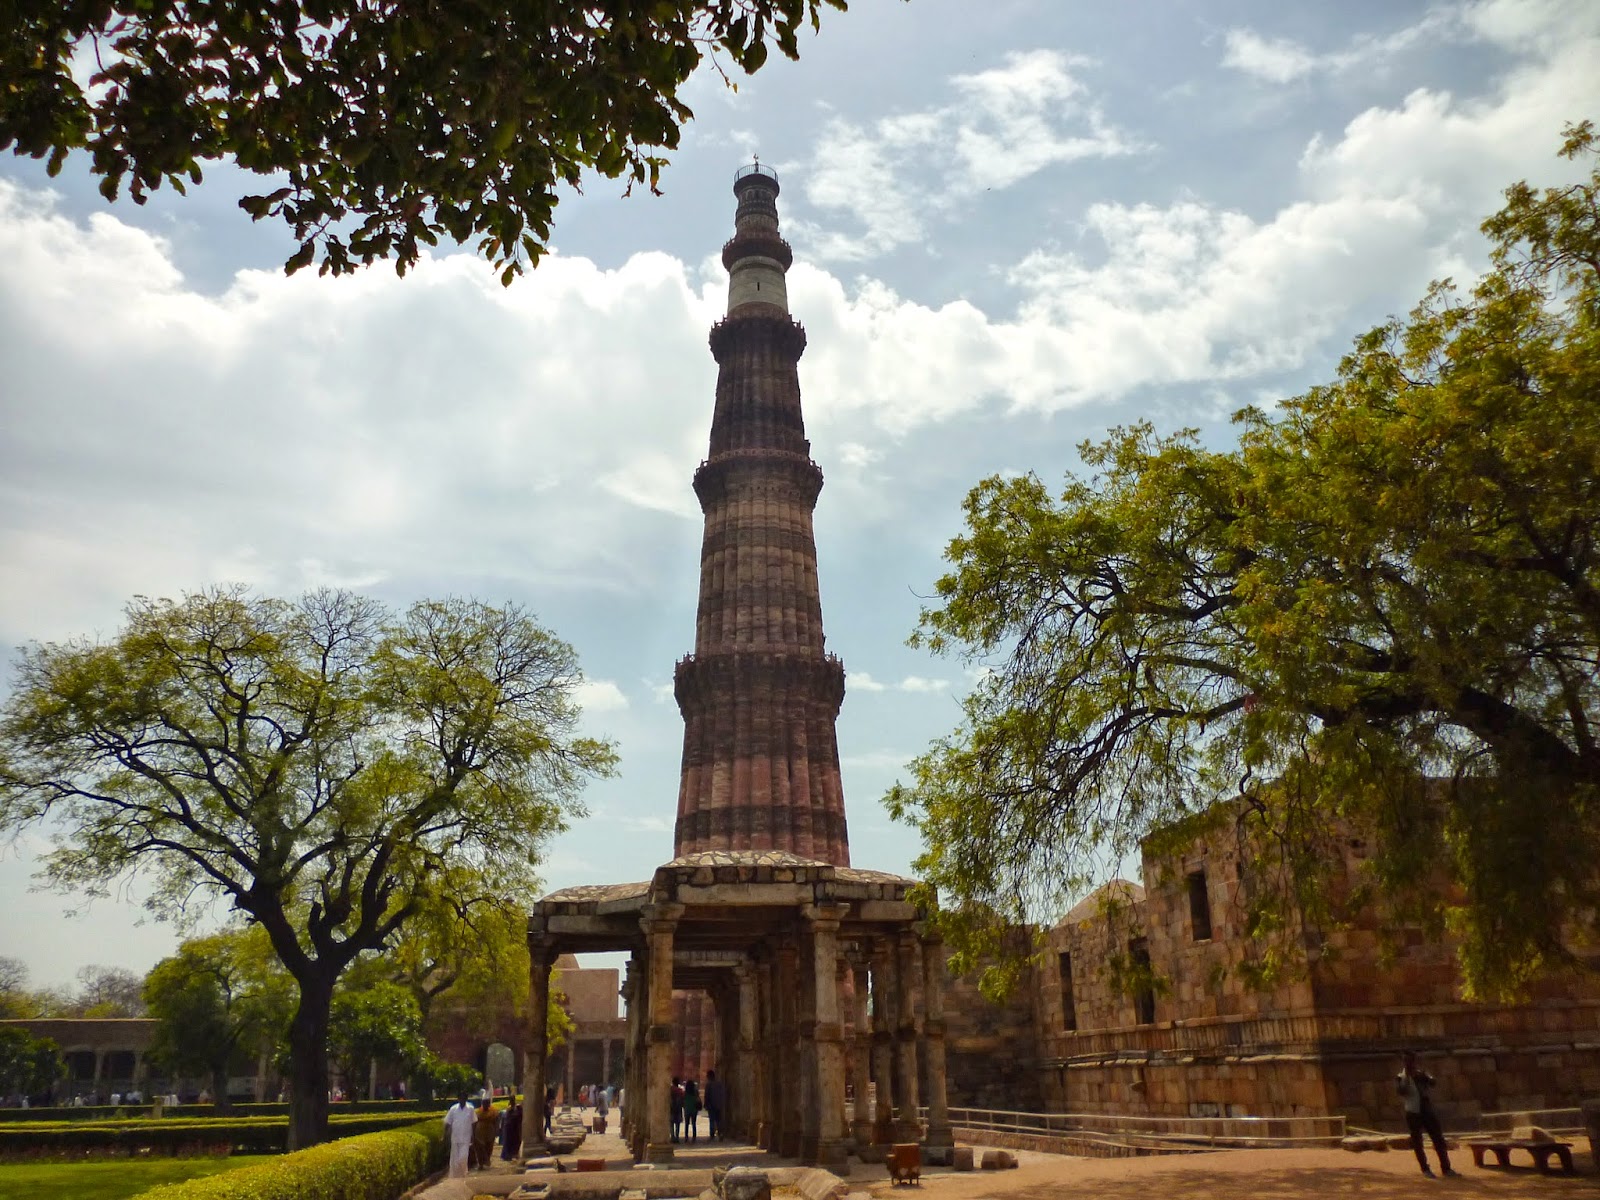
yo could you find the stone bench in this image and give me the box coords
[1466,1139,1575,1174]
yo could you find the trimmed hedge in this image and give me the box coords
[0,1112,428,1157]
[130,1119,447,1200]
[0,1100,447,1123]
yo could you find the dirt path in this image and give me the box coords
[878,1144,1600,1200]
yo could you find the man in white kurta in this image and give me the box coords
[444,1095,477,1178]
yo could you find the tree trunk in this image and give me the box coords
[212,1065,233,1115]
[287,975,335,1150]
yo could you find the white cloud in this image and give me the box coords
[1220,30,1320,84]
[1221,8,1461,83]
[798,50,1142,261]
[841,749,916,771]
[847,670,888,692]
[573,679,630,713]
[846,671,949,694]
[0,191,725,644]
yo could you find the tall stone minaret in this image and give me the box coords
[672,163,850,867]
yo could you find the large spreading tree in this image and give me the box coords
[888,124,1600,1003]
[0,587,615,1146]
[0,0,846,282]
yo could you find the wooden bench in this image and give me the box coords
[886,1143,921,1186]
[1467,1139,1575,1174]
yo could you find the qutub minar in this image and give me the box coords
[670,162,851,1082]
[526,164,953,1168]
[672,162,850,869]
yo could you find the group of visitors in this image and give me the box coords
[669,1068,726,1143]
[442,1093,527,1178]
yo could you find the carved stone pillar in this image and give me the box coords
[735,961,758,1141]
[849,953,874,1150]
[643,904,683,1162]
[801,903,849,1168]
[757,953,778,1147]
[919,928,954,1155]
[776,936,803,1157]
[522,931,556,1153]
[893,930,922,1144]
[628,948,651,1158]
[870,936,896,1148]
[619,961,638,1148]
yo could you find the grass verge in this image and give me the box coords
[0,1154,271,1200]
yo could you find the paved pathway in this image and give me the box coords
[420,1109,1597,1200]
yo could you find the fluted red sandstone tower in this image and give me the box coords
[672,163,850,868]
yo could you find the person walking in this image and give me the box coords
[1397,1050,1457,1178]
[704,1069,726,1140]
[683,1079,702,1143]
[670,1076,684,1143]
[500,1097,524,1161]
[471,1096,498,1169]
[444,1093,476,1179]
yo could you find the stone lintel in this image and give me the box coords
[677,882,811,906]
[852,901,919,922]
[546,914,635,937]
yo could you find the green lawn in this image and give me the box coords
[0,1155,271,1200]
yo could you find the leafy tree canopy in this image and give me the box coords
[328,981,425,1099]
[0,1026,62,1099]
[0,586,616,1145]
[345,884,574,1053]
[143,926,295,1110]
[888,123,1600,1003]
[0,0,846,283]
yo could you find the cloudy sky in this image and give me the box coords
[1,0,1596,991]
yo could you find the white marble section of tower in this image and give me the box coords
[725,168,789,313]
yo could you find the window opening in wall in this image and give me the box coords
[1058,951,1077,1031]
[1188,869,1213,941]
[1129,937,1155,1025]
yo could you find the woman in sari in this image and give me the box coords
[471,1097,498,1169]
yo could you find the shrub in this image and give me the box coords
[0,1113,426,1158]
[0,1099,446,1123]
[131,1119,446,1200]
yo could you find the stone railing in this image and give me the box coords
[1478,1107,1586,1134]
[936,1105,1345,1150]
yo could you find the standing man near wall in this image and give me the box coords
[1397,1050,1458,1178]
[704,1069,726,1140]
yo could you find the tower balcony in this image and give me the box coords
[722,233,793,271]
[708,311,806,362]
[692,449,823,510]
[733,162,780,193]
[673,649,845,711]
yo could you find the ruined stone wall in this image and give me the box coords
[556,964,619,1023]
[957,815,1600,1123]
[942,951,1043,1111]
